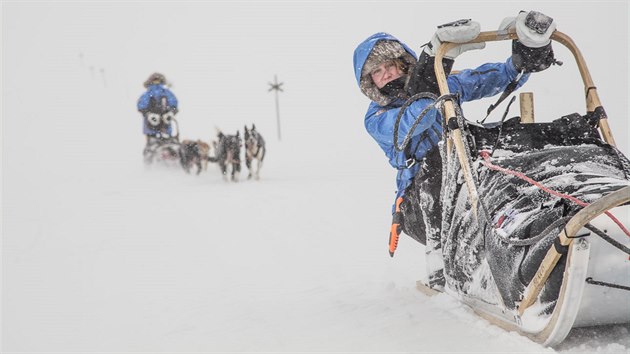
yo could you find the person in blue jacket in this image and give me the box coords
[137,72,179,143]
[353,11,558,268]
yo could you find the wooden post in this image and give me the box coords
[519,92,534,123]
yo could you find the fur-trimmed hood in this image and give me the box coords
[353,33,417,106]
[143,72,166,88]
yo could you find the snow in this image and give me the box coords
[2,1,629,353]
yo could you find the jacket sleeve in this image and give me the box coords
[364,58,528,168]
[137,92,150,112]
[447,57,529,102]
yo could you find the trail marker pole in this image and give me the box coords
[268,75,284,141]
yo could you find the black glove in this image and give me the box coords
[511,40,557,73]
[405,51,454,96]
[500,10,560,73]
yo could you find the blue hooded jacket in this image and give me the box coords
[353,32,529,213]
[137,84,178,136]
[137,84,178,112]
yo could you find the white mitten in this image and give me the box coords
[500,11,556,48]
[500,11,559,73]
[407,19,484,95]
[425,19,485,59]
[146,112,161,127]
[498,16,516,31]
[162,111,176,125]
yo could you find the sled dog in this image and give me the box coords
[244,124,266,180]
[180,139,210,175]
[212,130,242,182]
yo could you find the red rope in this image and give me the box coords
[479,150,630,238]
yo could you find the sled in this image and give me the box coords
[143,117,182,167]
[411,28,630,346]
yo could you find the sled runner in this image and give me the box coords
[407,28,630,346]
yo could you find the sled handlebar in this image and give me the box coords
[434,29,616,146]
[172,117,181,141]
[433,29,617,221]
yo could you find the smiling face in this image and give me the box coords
[369,60,403,89]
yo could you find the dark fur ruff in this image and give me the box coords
[359,40,417,107]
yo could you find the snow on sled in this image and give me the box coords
[143,117,182,168]
[404,28,630,346]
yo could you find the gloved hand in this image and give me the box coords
[162,110,177,125]
[500,10,559,73]
[406,19,485,96]
[145,112,162,127]
[424,19,485,59]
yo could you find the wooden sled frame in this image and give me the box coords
[430,28,629,345]
[435,28,617,215]
[144,117,182,165]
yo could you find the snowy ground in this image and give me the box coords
[3,1,629,353]
[5,130,629,353]
[4,128,630,353]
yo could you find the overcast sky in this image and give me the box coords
[3,1,628,158]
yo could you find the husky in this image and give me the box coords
[180,139,210,175]
[243,124,266,180]
[211,130,242,182]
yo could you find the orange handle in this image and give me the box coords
[388,197,404,257]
